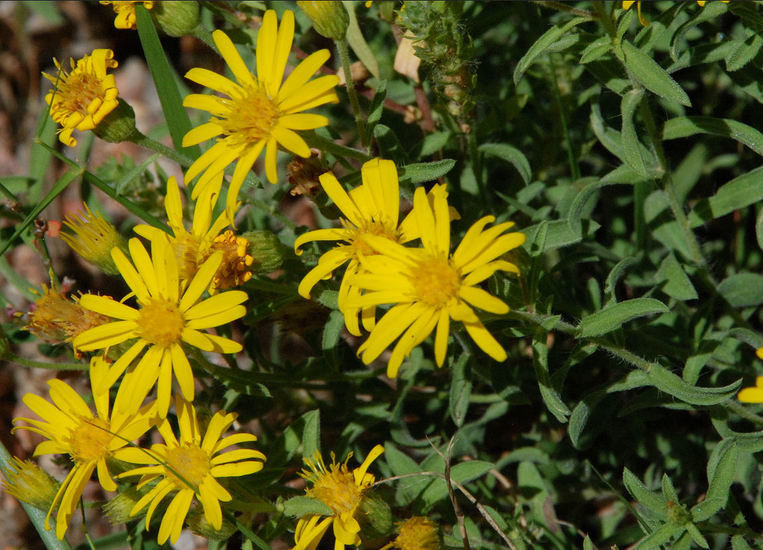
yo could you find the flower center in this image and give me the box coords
[210,230,253,290]
[307,465,364,516]
[165,443,210,488]
[217,84,280,146]
[55,69,103,117]
[410,256,461,308]
[68,417,113,463]
[346,220,400,257]
[137,298,185,347]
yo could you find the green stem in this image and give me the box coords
[336,38,367,149]
[129,132,194,168]
[591,1,617,38]
[550,53,581,181]
[5,353,88,371]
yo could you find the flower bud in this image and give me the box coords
[298,1,349,41]
[187,507,237,540]
[152,1,200,37]
[92,98,140,144]
[2,457,60,511]
[384,516,441,550]
[103,488,144,524]
[242,230,291,275]
[357,491,394,546]
[60,204,128,275]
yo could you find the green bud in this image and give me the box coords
[186,507,237,540]
[92,98,139,143]
[103,488,144,524]
[298,1,349,41]
[152,1,200,37]
[242,230,291,275]
[357,491,394,546]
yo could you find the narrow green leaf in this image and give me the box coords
[514,17,588,84]
[634,524,679,550]
[522,219,600,253]
[685,523,710,549]
[661,474,680,504]
[620,88,649,176]
[663,116,763,156]
[479,143,532,185]
[373,123,405,161]
[757,207,763,250]
[283,496,332,518]
[623,467,668,516]
[646,363,741,406]
[578,298,669,337]
[321,310,345,351]
[620,40,691,107]
[135,5,199,157]
[726,33,762,72]
[688,166,763,227]
[568,391,606,449]
[449,354,471,427]
[732,535,754,550]
[421,461,494,505]
[532,332,570,422]
[716,273,763,308]
[344,1,380,78]
[397,159,456,185]
[691,441,736,521]
[604,256,641,301]
[655,253,698,301]
[583,536,595,550]
[301,409,321,459]
[366,80,387,129]
[580,36,612,64]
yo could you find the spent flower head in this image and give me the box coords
[43,49,119,147]
[115,396,266,545]
[60,204,128,275]
[26,281,110,344]
[382,517,440,550]
[295,445,385,550]
[72,237,248,417]
[2,457,60,511]
[347,185,525,377]
[12,357,157,539]
[182,9,339,208]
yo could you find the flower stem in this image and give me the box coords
[5,353,88,371]
[336,38,368,150]
[129,132,195,168]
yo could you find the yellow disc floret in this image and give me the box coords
[166,444,211,488]
[137,298,185,347]
[411,256,460,308]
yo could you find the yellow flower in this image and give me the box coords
[295,158,452,336]
[43,49,119,147]
[60,203,128,275]
[134,175,252,291]
[26,282,110,344]
[382,517,440,550]
[182,9,339,205]
[100,1,154,30]
[115,396,266,545]
[347,185,525,377]
[72,237,248,417]
[738,348,763,403]
[12,357,157,539]
[295,445,385,550]
[623,1,728,25]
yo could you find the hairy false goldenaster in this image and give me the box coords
[295,445,385,550]
[134,175,253,291]
[43,49,119,147]
[347,185,525,377]
[73,237,247,416]
[12,357,156,539]
[115,396,266,544]
[100,1,154,29]
[295,158,454,336]
[182,9,339,209]
[738,348,763,403]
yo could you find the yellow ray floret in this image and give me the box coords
[347,186,525,377]
[114,396,265,545]
[12,357,156,539]
[73,237,247,417]
[182,9,339,210]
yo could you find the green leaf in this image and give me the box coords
[366,79,387,130]
[623,467,668,516]
[373,123,405,161]
[479,143,532,185]
[732,535,754,550]
[661,474,680,504]
[757,207,763,250]
[532,332,570,422]
[568,391,606,449]
[397,159,456,185]
[282,496,332,518]
[691,441,737,521]
[620,89,649,176]
[685,523,710,549]
[344,1,380,78]
[726,33,762,72]
[656,253,698,301]
[662,116,763,156]
[578,298,669,337]
[514,17,588,84]
[717,273,763,308]
[688,166,763,226]
[580,36,612,64]
[135,5,199,157]
[646,363,741,406]
[619,40,691,107]
[321,310,345,351]
[301,409,321,459]
[522,219,600,253]
[421,461,494,505]
[449,354,471,427]
[634,524,680,550]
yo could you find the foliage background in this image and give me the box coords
[0,1,761,549]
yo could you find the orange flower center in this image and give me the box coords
[347,220,400,257]
[165,443,210,488]
[137,298,185,347]
[210,230,253,290]
[410,256,460,308]
[307,464,364,516]
[54,69,104,118]
[69,417,113,463]
[219,84,280,146]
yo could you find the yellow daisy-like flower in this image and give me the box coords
[43,49,119,147]
[623,0,728,25]
[115,395,266,545]
[347,185,525,377]
[134,175,252,291]
[295,445,385,550]
[72,237,248,417]
[182,9,339,206]
[382,517,440,550]
[738,348,763,403]
[295,158,451,336]
[12,357,157,539]
[100,1,154,30]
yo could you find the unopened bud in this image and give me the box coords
[92,98,140,143]
[357,491,394,546]
[187,507,237,540]
[152,1,200,37]
[242,230,291,275]
[2,457,60,511]
[298,1,349,41]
